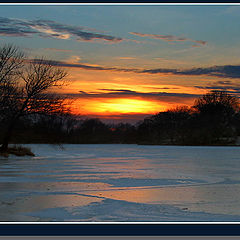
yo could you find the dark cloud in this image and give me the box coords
[157,87,179,89]
[97,89,196,99]
[130,32,207,46]
[30,59,139,72]
[34,58,240,80]
[0,17,123,43]
[79,91,88,94]
[178,65,240,78]
[194,82,240,95]
[215,80,232,85]
[195,85,231,90]
[99,89,138,93]
[144,86,180,90]
[141,65,240,79]
[0,17,38,37]
[66,89,199,103]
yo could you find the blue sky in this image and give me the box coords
[0,5,239,65]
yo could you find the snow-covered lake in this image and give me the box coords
[0,144,240,221]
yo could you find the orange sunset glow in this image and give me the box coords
[57,67,208,121]
[70,98,167,116]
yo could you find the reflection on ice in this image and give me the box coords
[0,144,240,221]
[25,198,240,222]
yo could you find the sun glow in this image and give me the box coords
[98,99,160,114]
[71,98,166,115]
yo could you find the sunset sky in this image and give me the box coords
[1,4,240,122]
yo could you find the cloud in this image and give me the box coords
[67,89,200,102]
[130,32,207,46]
[0,17,123,43]
[141,65,240,79]
[177,65,240,78]
[31,58,240,80]
[215,80,232,85]
[147,87,180,90]
[194,81,240,95]
[30,58,138,72]
[99,89,139,94]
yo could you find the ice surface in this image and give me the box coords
[0,144,240,221]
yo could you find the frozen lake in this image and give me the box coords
[0,144,240,221]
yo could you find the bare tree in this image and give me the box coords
[0,45,24,121]
[0,44,24,84]
[0,49,68,151]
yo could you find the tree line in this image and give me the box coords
[138,90,240,145]
[1,90,240,146]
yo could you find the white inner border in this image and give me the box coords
[0,2,239,225]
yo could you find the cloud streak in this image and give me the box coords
[31,58,139,72]
[67,89,200,102]
[0,17,123,43]
[142,65,240,79]
[130,32,207,46]
[194,81,240,94]
[32,58,240,80]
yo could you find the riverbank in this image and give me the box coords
[0,145,35,157]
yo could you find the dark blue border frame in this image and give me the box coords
[0,224,239,236]
[0,1,240,236]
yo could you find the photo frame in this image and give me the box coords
[0,0,240,236]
